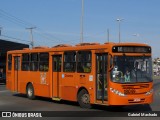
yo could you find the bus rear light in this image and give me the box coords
[110,88,126,97]
[145,89,153,95]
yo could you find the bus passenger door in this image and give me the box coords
[14,56,20,92]
[52,55,62,99]
[96,53,108,103]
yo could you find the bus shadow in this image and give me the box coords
[12,93,152,111]
[13,93,79,106]
[92,104,152,112]
[13,93,53,103]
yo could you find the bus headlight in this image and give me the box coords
[110,88,126,97]
[145,89,153,95]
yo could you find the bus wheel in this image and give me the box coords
[26,84,35,100]
[78,89,91,108]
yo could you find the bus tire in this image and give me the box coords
[78,89,91,109]
[26,84,35,100]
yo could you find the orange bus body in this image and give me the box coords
[6,42,153,108]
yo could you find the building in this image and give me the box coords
[0,39,29,83]
[153,58,160,76]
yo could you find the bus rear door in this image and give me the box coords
[13,56,20,92]
[52,54,62,100]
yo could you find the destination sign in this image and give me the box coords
[112,46,151,53]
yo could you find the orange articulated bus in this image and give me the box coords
[6,42,153,108]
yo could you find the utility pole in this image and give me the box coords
[0,27,2,36]
[26,27,36,48]
[116,18,124,43]
[80,0,84,43]
[107,29,109,42]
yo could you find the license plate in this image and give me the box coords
[134,98,141,102]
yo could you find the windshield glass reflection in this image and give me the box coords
[111,56,152,83]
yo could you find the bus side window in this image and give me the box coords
[39,53,49,72]
[8,54,12,70]
[77,51,91,73]
[22,53,30,71]
[64,51,76,72]
[30,53,38,71]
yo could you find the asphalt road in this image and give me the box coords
[0,80,160,117]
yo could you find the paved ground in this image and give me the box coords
[0,80,160,118]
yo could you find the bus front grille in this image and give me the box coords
[122,84,149,89]
[122,84,149,95]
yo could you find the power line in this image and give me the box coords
[0,9,67,42]
[1,34,30,43]
[0,9,35,27]
[0,9,79,45]
[34,29,77,45]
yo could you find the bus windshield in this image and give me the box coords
[111,56,152,83]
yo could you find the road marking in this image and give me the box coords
[0,90,9,93]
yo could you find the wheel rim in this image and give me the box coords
[81,94,90,104]
[28,87,33,97]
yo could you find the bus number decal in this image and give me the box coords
[124,89,135,94]
[40,73,47,84]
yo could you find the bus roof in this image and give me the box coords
[7,42,151,54]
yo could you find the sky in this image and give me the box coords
[0,0,160,58]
